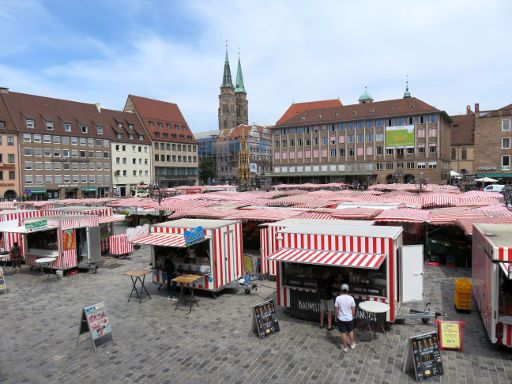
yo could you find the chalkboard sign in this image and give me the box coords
[0,267,6,293]
[253,299,280,339]
[77,302,115,351]
[404,331,443,382]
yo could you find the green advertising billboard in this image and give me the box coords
[385,125,415,148]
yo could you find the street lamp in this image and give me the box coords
[415,171,428,193]
[148,180,173,222]
[501,184,512,211]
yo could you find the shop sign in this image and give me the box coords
[0,183,15,187]
[77,301,115,351]
[252,299,280,339]
[184,226,205,246]
[436,320,463,351]
[403,331,443,382]
[58,185,78,188]
[25,219,48,232]
[478,167,496,171]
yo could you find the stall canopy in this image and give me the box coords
[131,233,208,248]
[499,262,512,279]
[268,247,386,269]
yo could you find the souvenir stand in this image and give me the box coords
[472,223,512,348]
[131,219,244,293]
[0,210,42,258]
[260,219,375,276]
[2,215,101,272]
[268,223,424,323]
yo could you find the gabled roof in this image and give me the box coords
[500,103,512,110]
[275,97,449,127]
[0,90,150,144]
[450,110,474,146]
[217,124,269,142]
[125,95,196,144]
[276,99,342,126]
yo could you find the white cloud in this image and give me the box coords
[1,0,511,132]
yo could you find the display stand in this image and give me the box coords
[77,302,115,351]
[252,299,280,339]
[403,331,443,382]
[435,320,463,351]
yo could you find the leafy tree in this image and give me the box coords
[199,158,217,184]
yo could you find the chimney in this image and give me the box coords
[466,105,472,115]
[95,103,101,113]
[0,87,9,94]
[474,102,480,113]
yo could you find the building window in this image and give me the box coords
[139,135,144,141]
[63,175,71,183]
[117,133,123,139]
[428,162,437,169]
[386,148,394,155]
[24,161,32,170]
[97,126,103,135]
[417,162,426,169]
[376,162,383,170]
[451,148,456,160]
[34,162,43,170]
[461,147,467,160]
[33,148,42,157]
[62,136,69,145]
[81,125,88,133]
[45,162,52,170]
[54,162,61,170]
[0,121,5,128]
[386,162,394,170]
[71,137,78,145]
[406,162,414,169]
[23,148,32,156]
[33,134,41,143]
[503,155,511,170]
[26,119,35,129]
[45,175,52,184]
[45,121,53,130]
[54,175,62,183]
[429,128,437,137]
[7,136,14,146]
[502,119,511,131]
[502,138,510,149]
[348,148,355,157]
[25,175,33,184]
[8,154,14,163]
[407,147,414,154]
[428,115,438,123]
[155,154,159,161]
[23,133,31,142]
[53,136,61,144]
[376,146,383,155]
[429,145,437,153]
[418,147,425,153]
[330,149,337,157]
[9,171,15,180]
[64,123,72,132]
[43,135,51,143]
[80,150,86,158]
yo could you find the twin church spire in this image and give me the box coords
[219,46,248,132]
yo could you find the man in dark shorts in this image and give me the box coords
[317,271,335,330]
[10,242,22,274]
[164,257,179,300]
[334,284,356,352]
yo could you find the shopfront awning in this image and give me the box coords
[131,233,208,248]
[25,187,47,194]
[499,262,512,280]
[268,247,386,269]
[81,187,97,192]
[99,215,126,224]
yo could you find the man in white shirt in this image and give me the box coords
[334,284,356,352]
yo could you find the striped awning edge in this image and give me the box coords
[499,262,512,280]
[131,233,209,248]
[268,247,386,269]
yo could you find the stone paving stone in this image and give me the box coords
[1,236,512,383]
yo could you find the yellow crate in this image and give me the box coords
[454,295,472,310]
[454,277,472,294]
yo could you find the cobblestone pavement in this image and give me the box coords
[1,240,512,383]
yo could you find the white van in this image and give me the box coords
[483,184,505,192]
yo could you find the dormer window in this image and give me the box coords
[128,124,134,130]
[26,119,35,129]
[97,126,103,135]
[45,121,54,130]
[117,122,123,128]
[64,123,72,132]
[138,135,144,140]
[116,133,123,139]
[0,121,5,128]
[81,125,88,133]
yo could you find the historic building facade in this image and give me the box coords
[125,95,198,187]
[450,106,475,176]
[272,87,452,186]
[474,103,512,182]
[0,88,21,199]
[0,90,117,199]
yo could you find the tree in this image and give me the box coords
[199,158,217,184]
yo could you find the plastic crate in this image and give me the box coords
[454,278,472,294]
[454,295,472,310]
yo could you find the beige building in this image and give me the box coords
[272,87,452,186]
[450,106,475,175]
[474,103,512,182]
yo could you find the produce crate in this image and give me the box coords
[454,277,472,311]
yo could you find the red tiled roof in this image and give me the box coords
[126,95,196,144]
[217,124,268,142]
[0,90,150,144]
[275,97,448,127]
[276,99,342,126]
[450,111,474,146]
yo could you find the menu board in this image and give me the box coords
[405,332,443,381]
[0,267,6,293]
[437,320,463,351]
[253,300,280,339]
[77,302,114,351]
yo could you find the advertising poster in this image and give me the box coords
[253,299,280,339]
[84,302,112,340]
[437,320,463,351]
[62,229,76,251]
[385,125,415,148]
[408,332,443,381]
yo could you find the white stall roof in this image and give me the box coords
[280,223,403,239]
[156,218,239,229]
[474,224,512,248]
[263,219,375,227]
[336,202,402,210]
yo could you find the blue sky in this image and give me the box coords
[1,0,511,132]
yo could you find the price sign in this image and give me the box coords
[436,320,463,351]
[404,331,443,382]
[77,301,115,351]
[252,299,280,339]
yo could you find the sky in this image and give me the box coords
[0,0,511,133]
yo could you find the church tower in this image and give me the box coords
[235,55,248,126]
[218,48,237,133]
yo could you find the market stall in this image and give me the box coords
[260,219,375,277]
[2,215,101,272]
[132,218,244,293]
[472,223,512,348]
[0,210,42,258]
[268,223,424,323]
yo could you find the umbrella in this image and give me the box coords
[449,170,461,177]
[475,177,498,183]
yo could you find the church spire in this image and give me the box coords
[235,53,246,93]
[403,75,411,98]
[221,47,234,88]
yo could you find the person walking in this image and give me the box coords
[10,242,23,274]
[334,283,356,352]
[318,271,334,331]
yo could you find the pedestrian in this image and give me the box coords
[334,283,356,352]
[317,271,334,331]
[164,257,179,300]
[10,242,23,274]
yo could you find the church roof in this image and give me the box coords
[358,86,373,102]
[235,57,246,93]
[221,49,234,88]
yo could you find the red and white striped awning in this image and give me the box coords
[99,215,125,224]
[131,233,208,247]
[499,262,512,279]
[268,247,386,269]
[374,208,429,223]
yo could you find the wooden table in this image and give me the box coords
[172,274,201,313]
[125,270,152,303]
